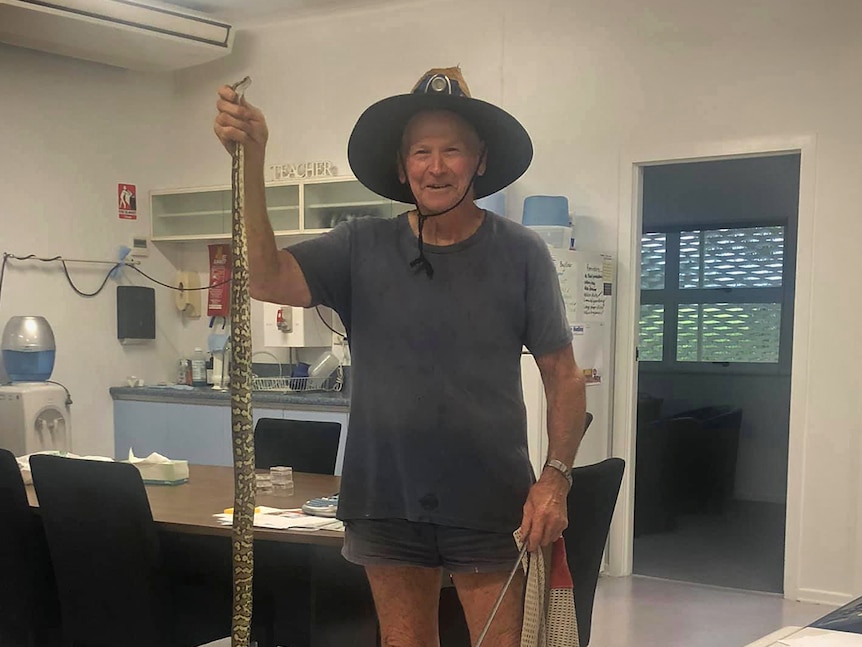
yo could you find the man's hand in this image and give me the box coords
[213,85,269,162]
[519,468,569,552]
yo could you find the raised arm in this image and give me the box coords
[213,84,312,306]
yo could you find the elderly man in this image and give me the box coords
[214,67,587,647]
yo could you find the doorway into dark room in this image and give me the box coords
[633,154,800,593]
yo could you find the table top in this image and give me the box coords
[27,464,345,547]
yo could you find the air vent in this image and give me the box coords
[0,0,234,71]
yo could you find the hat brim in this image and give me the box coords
[347,93,533,204]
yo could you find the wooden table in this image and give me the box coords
[27,464,344,544]
[26,464,376,647]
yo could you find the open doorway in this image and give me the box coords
[631,154,800,593]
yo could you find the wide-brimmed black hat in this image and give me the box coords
[348,67,533,205]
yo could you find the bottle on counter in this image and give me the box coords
[177,358,189,385]
[191,348,207,387]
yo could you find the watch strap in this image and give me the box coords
[544,458,573,489]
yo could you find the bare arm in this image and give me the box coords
[537,342,587,472]
[519,343,587,551]
[213,85,311,306]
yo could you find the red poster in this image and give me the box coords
[208,244,232,317]
[118,183,137,220]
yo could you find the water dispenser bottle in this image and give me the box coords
[1,316,56,382]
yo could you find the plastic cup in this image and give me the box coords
[270,466,294,495]
[255,473,273,493]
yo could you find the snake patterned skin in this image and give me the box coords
[229,75,255,647]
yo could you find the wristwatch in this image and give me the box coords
[544,458,573,489]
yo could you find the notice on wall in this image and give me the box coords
[572,322,604,385]
[602,256,614,296]
[554,255,579,323]
[583,262,606,320]
[207,244,232,318]
[118,183,137,220]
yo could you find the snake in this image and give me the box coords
[228,74,255,647]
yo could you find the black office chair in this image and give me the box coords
[563,457,625,646]
[254,418,342,473]
[0,448,35,647]
[0,449,66,647]
[30,454,232,647]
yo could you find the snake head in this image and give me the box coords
[230,75,252,99]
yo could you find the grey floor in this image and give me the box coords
[633,500,786,593]
[202,574,833,647]
[590,575,833,647]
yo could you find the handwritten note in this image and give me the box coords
[554,256,578,323]
[583,262,606,319]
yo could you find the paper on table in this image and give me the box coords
[779,633,862,646]
[16,451,114,485]
[214,508,344,532]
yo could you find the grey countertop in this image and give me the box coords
[109,385,350,410]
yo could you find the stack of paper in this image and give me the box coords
[214,506,344,532]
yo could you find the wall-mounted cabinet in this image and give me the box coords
[151,176,408,242]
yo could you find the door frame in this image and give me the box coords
[606,134,817,601]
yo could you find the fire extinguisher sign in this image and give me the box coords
[118,183,137,220]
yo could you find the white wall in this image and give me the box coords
[160,0,862,603]
[0,45,182,456]
[4,0,862,605]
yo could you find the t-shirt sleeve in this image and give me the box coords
[523,238,573,357]
[286,221,352,314]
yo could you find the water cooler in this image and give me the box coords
[0,316,71,455]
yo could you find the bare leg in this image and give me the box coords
[452,570,525,647]
[365,564,442,647]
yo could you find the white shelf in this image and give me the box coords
[155,209,224,218]
[151,176,395,243]
[151,234,231,242]
[305,200,390,209]
[153,228,312,243]
[155,205,298,219]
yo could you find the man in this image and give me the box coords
[214,67,587,647]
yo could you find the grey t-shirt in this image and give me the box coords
[289,211,572,533]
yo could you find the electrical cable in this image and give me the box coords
[60,260,120,297]
[316,305,347,340]
[126,264,231,292]
[0,252,232,308]
[45,380,73,406]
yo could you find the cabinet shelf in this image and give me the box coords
[156,205,299,219]
[151,176,396,242]
[306,200,390,209]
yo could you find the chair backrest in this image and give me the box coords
[563,457,625,646]
[0,448,36,646]
[30,454,168,647]
[254,418,342,473]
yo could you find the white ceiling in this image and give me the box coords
[165,0,398,27]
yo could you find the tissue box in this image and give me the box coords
[125,450,189,485]
[131,460,189,485]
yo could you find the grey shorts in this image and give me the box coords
[342,518,520,573]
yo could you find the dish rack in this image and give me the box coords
[252,365,344,393]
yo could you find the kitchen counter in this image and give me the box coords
[109,385,350,410]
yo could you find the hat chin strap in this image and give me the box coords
[405,148,486,279]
